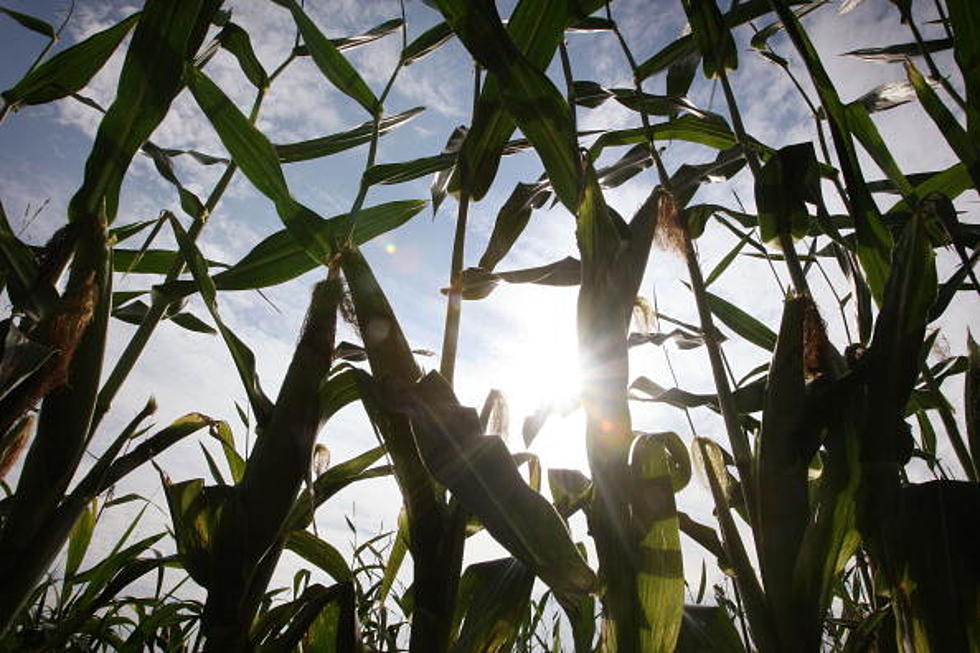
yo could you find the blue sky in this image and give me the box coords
[1,0,976,611]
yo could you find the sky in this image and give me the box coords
[0,0,976,623]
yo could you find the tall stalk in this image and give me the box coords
[438,65,480,386]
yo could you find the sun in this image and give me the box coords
[491,288,589,471]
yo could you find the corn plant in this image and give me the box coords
[1,0,978,651]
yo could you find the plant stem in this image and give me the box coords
[683,230,756,513]
[438,64,480,386]
[92,161,238,430]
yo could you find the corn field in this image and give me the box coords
[0,0,977,650]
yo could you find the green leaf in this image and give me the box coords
[438,0,601,203]
[287,0,378,115]
[365,153,456,186]
[68,2,215,222]
[680,0,738,78]
[189,200,425,293]
[160,477,225,588]
[328,17,403,52]
[588,114,767,160]
[841,38,952,62]
[401,21,453,65]
[693,437,776,650]
[377,508,408,606]
[631,432,687,652]
[219,22,268,89]
[65,500,98,579]
[705,291,776,351]
[285,531,352,583]
[637,0,809,81]
[285,446,388,532]
[906,61,980,191]
[430,125,468,215]
[755,142,823,243]
[478,182,550,271]
[676,605,745,652]
[403,372,596,605]
[0,5,55,38]
[185,65,336,264]
[435,0,581,210]
[750,1,826,51]
[945,0,980,150]
[755,297,811,647]
[275,107,423,163]
[845,102,914,200]
[451,558,534,653]
[1,13,139,106]
[112,299,217,335]
[0,199,47,316]
[112,248,225,275]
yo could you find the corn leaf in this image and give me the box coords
[451,558,534,653]
[842,38,952,62]
[1,13,139,107]
[705,291,776,351]
[69,2,214,222]
[631,432,688,652]
[968,333,980,468]
[287,0,378,115]
[218,22,268,89]
[680,0,738,78]
[275,107,424,163]
[0,6,55,38]
[905,61,980,191]
[769,0,893,302]
[676,605,746,652]
[403,371,596,605]
[186,65,338,264]
[437,0,601,203]
[435,0,581,210]
[755,297,811,648]
[401,21,453,65]
[945,0,980,149]
[285,531,352,583]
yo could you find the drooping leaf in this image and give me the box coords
[478,181,550,271]
[218,22,268,89]
[285,531,352,583]
[905,60,980,191]
[403,372,596,605]
[455,256,581,300]
[705,291,776,351]
[451,557,534,653]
